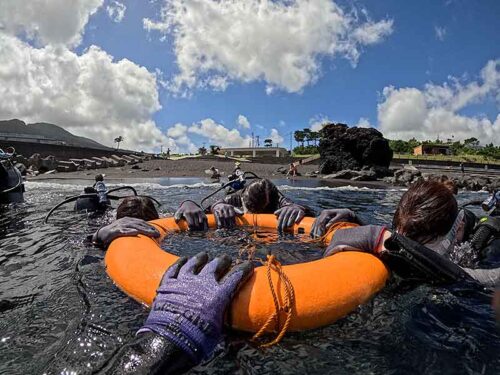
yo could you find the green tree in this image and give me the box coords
[303,128,312,146]
[198,146,207,156]
[114,136,123,150]
[264,139,273,147]
[209,145,220,155]
[294,130,305,147]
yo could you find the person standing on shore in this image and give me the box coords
[460,162,465,175]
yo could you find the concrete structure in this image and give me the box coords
[220,147,288,158]
[413,143,452,156]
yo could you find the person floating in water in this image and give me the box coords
[312,179,500,287]
[175,178,310,232]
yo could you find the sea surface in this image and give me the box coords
[0,178,499,374]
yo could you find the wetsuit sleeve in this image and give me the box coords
[100,332,195,375]
[463,268,500,288]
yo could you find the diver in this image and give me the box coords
[312,179,500,287]
[73,174,110,212]
[176,178,310,232]
[226,161,245,192]
[95,253,254,374]
[0,147,24,204]
[208,166,221,180]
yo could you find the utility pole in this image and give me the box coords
[251,132,254,148]
[256,135,260,147]
[289,132,293,151]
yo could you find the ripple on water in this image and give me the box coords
[0,183,498,374]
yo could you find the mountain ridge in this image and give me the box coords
[0,119,111,150]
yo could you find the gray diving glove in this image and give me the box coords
[92,217,160,247]
[311,208,362,238]
[324,225,387,257]
[211,202,244,229]
[174,200,208,231]
[274,204,306,232]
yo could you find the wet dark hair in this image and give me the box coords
[116,196,159,221]
[393,179,458,244]
[241,179,280,213]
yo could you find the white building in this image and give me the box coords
[220,147,288,158]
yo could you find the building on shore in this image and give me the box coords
[220,147,288,158]
[413,143,452,156]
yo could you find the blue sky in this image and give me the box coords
[0,0,499,152]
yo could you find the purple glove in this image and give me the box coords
[311,208,361,238]
[174,200,208,231]
[324,225,387,257]
[139,252,254,363]
[211,202,244,229]
[92,217,160,247]
[274,204,306,232]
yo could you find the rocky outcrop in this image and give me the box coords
[319,123,393,176]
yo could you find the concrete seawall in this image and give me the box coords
[0,140,145,159]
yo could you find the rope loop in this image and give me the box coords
[251,254,296,348]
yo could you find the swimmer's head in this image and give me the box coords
[95,174,104,182]
[116,196,159,221]
[393,179,458,244]
[241,178,280,213]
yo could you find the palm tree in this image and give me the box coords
[294,130,305,147]
[114,136,123,150]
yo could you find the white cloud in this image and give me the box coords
[0,0,104,47]
[0,33,174,152]
[378,59,500,144]
[237,115,251,129]
[356,117,372,128]
[268,128,284,146]
[435,26,447,42]
[309,115,333,131]
[145,0,393,94]
[188,119,252,147]
[106,1,126,23]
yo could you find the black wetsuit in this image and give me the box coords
[99,332,194,374]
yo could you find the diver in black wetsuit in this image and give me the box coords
[0,147,24,204]
[175,178,311,232]
[312,179,500,287]
[99,253,253,374]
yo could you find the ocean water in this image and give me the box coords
[0,179,499,374]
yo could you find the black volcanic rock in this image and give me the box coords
[319,123,393,175]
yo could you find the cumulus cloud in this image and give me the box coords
[237,115,251,129]
[188,119,252,147]
[106,1,126,23]
[0,33,174,152]
[0,0,104,47]
[355,117,372,128]
[145,0,393,94]
[268,128,284,146]
[378,59,500,144]
[309,115,333,131]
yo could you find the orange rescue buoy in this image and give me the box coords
[105,214,389,332]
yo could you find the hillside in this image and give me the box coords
[0,119,111,150]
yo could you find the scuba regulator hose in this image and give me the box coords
[44,186,161,223]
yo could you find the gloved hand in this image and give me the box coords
[310,208,362,238]
[138,252,254,364]
[274,204,306,232]
[92,217,160,247]
[211,202,244,229]
[324,225,387,257]
[174,200,208,231]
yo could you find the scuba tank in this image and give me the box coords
[0,147,24,204]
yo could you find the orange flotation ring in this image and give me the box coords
[105,214,389,332]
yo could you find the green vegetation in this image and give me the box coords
[390,137,500,165]
[293,129,320,154]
